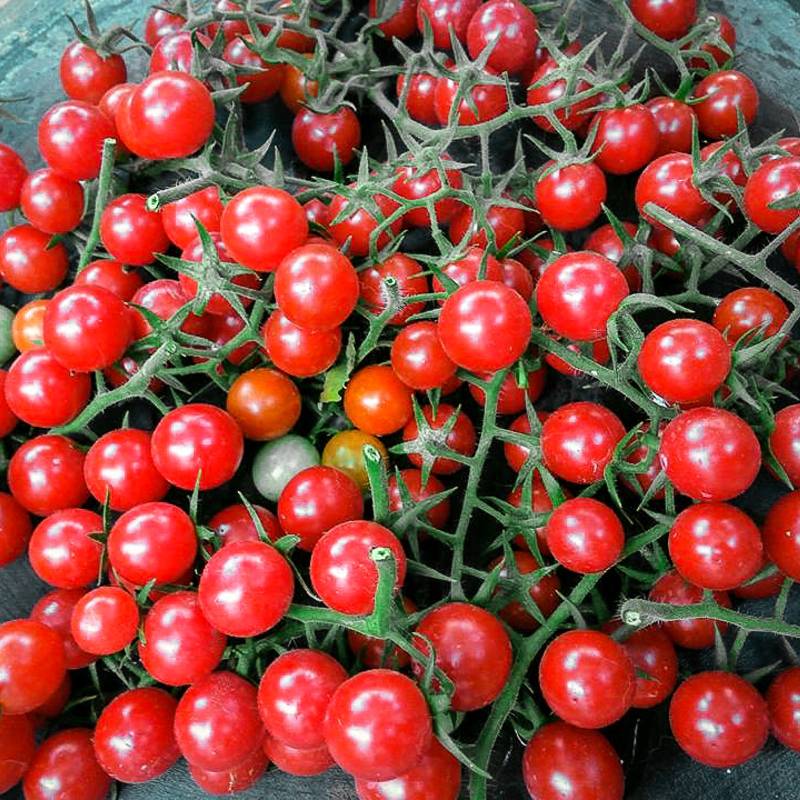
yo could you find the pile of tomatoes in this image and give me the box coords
[2,0,800,798]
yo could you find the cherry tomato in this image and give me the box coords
[347,596,417,669]
[0,224,68,293]
[433,246,503,293]
[544,337,613,377]
[762,491,800,582]
[0,713,35,794]
[526,55,595,132]
[93,687,180,782]
[324,669,432,781]
[224,34,284,103]
[449,202,525,250]
[635,152,711,226]
[264,0,317,51]
[649,570,730,649]
[292,107,361,172]
[0,492,31,567]
[321,429,389,491]
[205,0,254,42]
[280,55,319,113]
[503,412,545,473]
[11,300,48,352]
[544,497,624,573]
[638,319,731,405]
[669,502,762,590]
[0,143,27,211]
[209,503,282,548]
[38,100,115,181]
[536,251,628,341]
[523,722,624,800]
[689,12,736,67]
[108,502,197,586]
[70,587,139,655]
[501,257,536,299]
[694,70,758,139]
[328,189,401,257]
[713,287,788,345]
[0,619,66,714]
[162,186,224,250]
[20,168,84,234]
[144,7,186,46]
[413,602,512,711]
[770,405,800,487]
[658,407,761,501]
[148,29,205,72]
[590,104,659,175]
[190,745,269,795]
[278,466,364,551]
[541,402,625,484]
[207,311,258,366]
[630,0,697,39]
[535,162,607,231]
[391,321,457,390]
[130,278,209,340]
[539,629,635,728]
[369,0,418,38]
[60,40,126,104]
[253,433,320,501]
[396,71,439,125]
[75,259,143,301]
[175,671,264,772]
[263,736,334,776]
[416,0,482,49]
[466,0,538,75]
[226,367,301,441]
[700,140,746,207]
[669,671,768,767]
[199,540,294,636]
[438,280,532,372]
[402,403,477,475]
[394,161,464,228]
[311,520,407,615]
[101,193,169,266]
[767,667,800,752]
[613,624,679,709]
[151,403,244,490]
[0,371,16,438]
[23,728,110,800]
[4,348,90,428]
[263,309,342,377]
[360,253,429,325]
[434,67,508,125]
[344,364,414,436]
[30,589,94,670]
[139,591,227,686]
[258,649,348,750]
[221,185,308,271]
[743,156,800,234]
[733,558,785,600]
[275,243,359,330]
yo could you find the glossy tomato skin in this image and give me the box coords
[541,402,626,484]
[263,309,342,377]
[539,629,635,728]
[438,280,532,372]
[70,587,139,656]
[263,736,333,776]
[388,469,451,529]
[130,279,208,340]
[0,374,17,438]
[226,367,301,441]
[20,168,84,233]
[434,69,508,125]
[60,41,126,103]
[275,243,360,330]
[38,100,115,181]
[649,570,730,649]
[221,186,308,271]
[766,668,800,751]
[310,521,407,615]
[93,687,180,783]
[209,503,282,547]
[108,502,197,587]
[466,0,538,75]
[689,12,736,66]
[416,0,482,49]
[413,602,513,711]
[224,34,284,103]
[100,193,169,265]
[28,508,103,589]
[0,143,27,212]
[324,669,433,782]
[658,408,761,501]
[75,259,143,301]
[344,364,414,436]
[328,190,401,257]
[30,589,94,670]
[162,186,224,249]
[322,430,389,491]
[277,466,364,551]
[11,300,48,352]
[536,251,628,341]
[151,403,244,490]
[199,541,295,636]
[391,321,456,391]
[258,649,348,750]
[469,366,546,413]
[0,619,66,714]
[630,0,697,39]
[4,348,90,428]
[449,202,525,250]
[8,435,88,516]
[668,502,762,590]
[0,492,32,566]
[0,224,68,293]
[292,107,361,172]
[770,405,800,487]
[175,671,264,772]
[0,713,35,794]
[694,70,759,139]
[23,728,111,800]
[713,287,788,345]
[669,671,768,768]
[617,625,679,708]
[189,745,269,795]
[635,152,711,226]
[523,722,624,800]
[43,284,132,372]
[402,403,477,475]
[253,434,321,501]
[280,57,319,113]
[433,246,503,294]
[762,491,800,581]
[545,497,624,573]
[638,319,731,405]
[360,253,429,326]
[591,104,659,175]
[355,738,461,800]
[526,56,594,133]
[144,7,186,46]
[84,428,168,511]
[139,591,227,686]
[393,161,463,228]
[396,72,439,125]
[369,0,418,38]
[743,156,800,234]
[535,163,608,231]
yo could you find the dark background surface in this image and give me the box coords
[2,0,800,797]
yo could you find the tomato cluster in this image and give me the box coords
[1,1,800,799]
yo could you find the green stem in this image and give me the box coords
[77,138,117,271]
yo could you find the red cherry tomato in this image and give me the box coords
[263,736,334,776]
[189,745,269,795]
[262,309,342,377]
[100,193,169,265]
[591,104,659,175]
[635,152,711,226]
[60,41,126,103]
[226,367,301,441]
[391,321,458,390]
[613,624,679,709]
[75,259,143,301]
[369,0,418,39]
[713,287,788,345]
[402,403,477,475]
[20,168,84,234]
[292,107,362,172]
[416,0,482,49]
[328,189,401,257]
[762,491,800,582]
[387,470,451,529]
[433,246,503,294]
[767,667,800,752]
[30,589,94,670]
[70,587,139,655]
[630,0,697,39]
[0,373,17,438]
[434,67,508,125]
[224,34,284,103]
[689,12,736,66]
[743,156,800,234]
[526,57,595,133]
[0,713,36,794]
[770,405,800,487]
[466,0,538,75]
[694,70,758,140]
[535,162,607,231]
[449,202,525,250]
[162,186,224,250]
[144,7,186,46]
[0,224,68,293]
[130,278,208,340]
[0,143,28,212]
[0,492,32,567]
[396,71,440,125]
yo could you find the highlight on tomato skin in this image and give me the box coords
[1,1,799,798]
